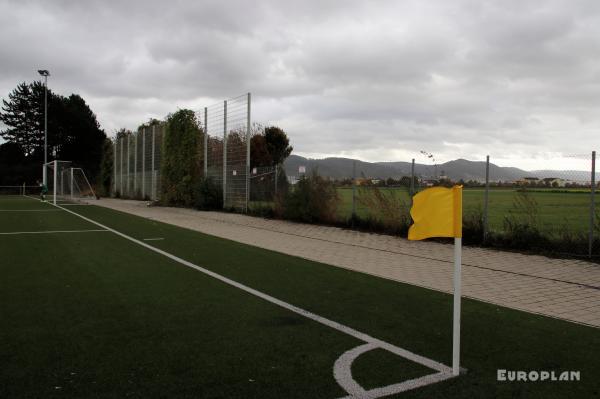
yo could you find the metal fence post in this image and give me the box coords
[134,131,138,195]
[120,137,123,195]
[127,134,131,197]
[152,125,156,200]
[410,158,415,196]
[142,127,146,199]
[483,155,490,242]
[590,151,596,258]
[246,93,251,212]
[113,139,117,196]
[275,164,278,195]
[204,107,208,177]
[223,100,227,208]
[352,160,356,218]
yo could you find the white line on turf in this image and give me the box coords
[333,343,454,399]
[54,203,457,398]
[0,209,61,212]
[0,229,108,235]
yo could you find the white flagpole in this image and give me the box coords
[452,236,462,376]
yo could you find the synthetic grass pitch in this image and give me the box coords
[0,195,598,398]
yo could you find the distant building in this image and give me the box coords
[515,177,540,186]
[355,178,376,186]
[542,177,566,187]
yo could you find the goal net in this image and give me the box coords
[43,160,97,205]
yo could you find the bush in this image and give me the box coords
[282,171,339,223]
[463,207,484,245]
[499,189,549,250]
[507,188,540,227]
[500,220,550,250]
[355,184,411,235]
[97,137,114,197]
[194,177,223,210]
[347,214,408,236]
[161,110,202,206]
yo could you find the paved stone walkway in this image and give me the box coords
[94,199,600,328]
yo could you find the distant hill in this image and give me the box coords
[283,155,597,182]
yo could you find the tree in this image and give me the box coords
[137,118,162,131]
[115,128,133,141]
[0,142,25,165]
[0,142,30,185]
[0,82,43,156]
[98,137,114,196]
[58,94,107,179]
[264,126,292,165]
[0,81,107,183]
[250,134,272,168]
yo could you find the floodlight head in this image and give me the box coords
[38,70,50,77]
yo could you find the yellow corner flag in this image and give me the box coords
[408,185,462,240]
[407,185,464,376]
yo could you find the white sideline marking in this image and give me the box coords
[143,237,164,241]
[0,229,108,235]
[334,343,453,399]
[335,343,380,396]
[54,203,456,397]
[0,209,61,212]
[24,195,47,202]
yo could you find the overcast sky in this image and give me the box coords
[1,0,599,170]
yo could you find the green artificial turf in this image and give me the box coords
[0,197,95,233]
[1,196,598,398]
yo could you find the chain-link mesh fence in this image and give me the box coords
[249,165,278,205]
[109,94,597,258]
[203,93,250,211]
[339,152,598,258]
[113,124,164,201]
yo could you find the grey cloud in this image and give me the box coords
[1,0,599,167]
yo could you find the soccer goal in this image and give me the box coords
[43,160,97,205]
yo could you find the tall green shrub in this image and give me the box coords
[97,137,114,197]
[502,189,547,250]
[283,171,339,223]
[357,184,411,233]
[161,110,202,206]
[194,177,223,210]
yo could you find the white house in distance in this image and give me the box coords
[542,177,567,187]
[514,177,567,187]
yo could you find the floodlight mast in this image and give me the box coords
[38,69,50,185]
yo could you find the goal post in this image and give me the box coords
[71,167,97,200]
[42,160,97,204]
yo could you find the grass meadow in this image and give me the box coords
[337,187,594,235]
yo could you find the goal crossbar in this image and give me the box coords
[43,160,97,205]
